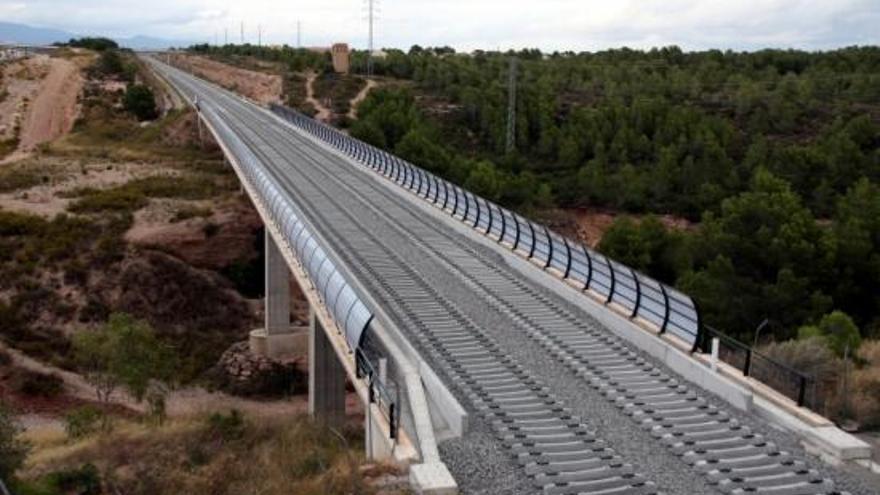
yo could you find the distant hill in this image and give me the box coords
[0,21,74,45]
[0,21,193,50]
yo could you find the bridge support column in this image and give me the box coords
[249,230,297,358]
[309,307,346,426]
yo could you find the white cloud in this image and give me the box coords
[2,0,877,50]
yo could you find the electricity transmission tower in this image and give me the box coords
[366,0,376,77]
[506,57,518,154]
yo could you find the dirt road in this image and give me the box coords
[17,57,82,151]
[305,71,332,122]
[348,78,379,120]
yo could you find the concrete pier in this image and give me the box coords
[308,307,346,426]
[249,230,298,358]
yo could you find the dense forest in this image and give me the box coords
[189,43,879,351]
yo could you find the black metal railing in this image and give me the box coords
[699,325,815,408]
[355,348,399,440]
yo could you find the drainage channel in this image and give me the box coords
[207,103,663,495]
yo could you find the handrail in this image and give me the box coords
[356,348,399,440]
[701,325,813,407]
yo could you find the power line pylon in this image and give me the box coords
[506,57,518,154]
[367,0,376,77]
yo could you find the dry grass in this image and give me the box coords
[21,412,406,495]
[851,341,880,429]
[761,338,880,429]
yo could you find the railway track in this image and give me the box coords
[154,60,851,495]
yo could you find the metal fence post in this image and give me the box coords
[605,257,616,304]
[563,238,572,279]
[657,283,671,335]
[544,227,553,269]
[473,197,481,228]
[797,376,807,407]
[630,269,642,319]
[527,222,537,259]
[513,217,521,251]
[485,202,494,234]
[582,245,593,291]
[743,348,752,377]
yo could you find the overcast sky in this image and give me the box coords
[1,0,878,51]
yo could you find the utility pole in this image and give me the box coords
[297,21,302,48]
[241,21,244,44]
[367,0,375,77]
[225,28,228,45]
[506,57,517,154]
[258,25,262,47]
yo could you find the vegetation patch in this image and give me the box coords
[68,175,228,214]
[0,163,46,193]
[14,413,396,495]
[171,205,212,223]
[313,73,366,115]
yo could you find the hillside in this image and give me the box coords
[0,45,405,494]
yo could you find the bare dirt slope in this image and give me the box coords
[171,54,282,105]
[19,57,83,151]
[545,208,694,247]
[0,56,50,140]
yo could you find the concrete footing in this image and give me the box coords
[248,327,307,359]
[409,463,458,495]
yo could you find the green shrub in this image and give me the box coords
[123,84,158,121]
[13,370,64,398]
[16,463,102,495]
[68,188,148,213]
[0,165,41,193]
[205,409,245,441]
[94,50,124,76]
[64,406,102,440]
[63,37,118,51]
[202,222,220,238]
[798,310,862,356]
[0,404,29,480]
[47,463,101,495]
[171,205,212,223]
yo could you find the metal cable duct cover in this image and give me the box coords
[270,103,702,349]
[205,105,374,351]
